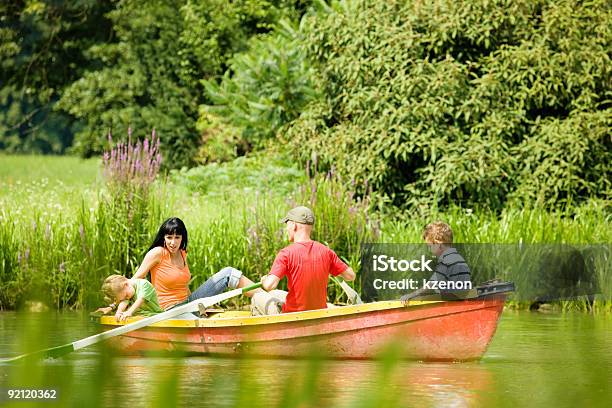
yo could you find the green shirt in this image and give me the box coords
[131,279,163,315]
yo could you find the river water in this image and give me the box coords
[0,311,610,408]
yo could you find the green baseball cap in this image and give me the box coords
[281,206,315,225]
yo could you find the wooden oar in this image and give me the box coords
[1,282,262,363]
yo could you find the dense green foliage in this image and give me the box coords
[170,151,305,195]
[57,0,309,167]
[0,0,113,153]
[2,0,609,208]
[202,20,317,155]
[1,0,310,166]
[278,0,611,209]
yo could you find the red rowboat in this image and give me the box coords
[97,283,512,361]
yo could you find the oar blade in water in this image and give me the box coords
[0,344,74,363]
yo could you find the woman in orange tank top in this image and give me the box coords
[132,217,259,310]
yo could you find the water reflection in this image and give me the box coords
[1,311,611,408]
[66,355,494,407]
[398,363,493,407]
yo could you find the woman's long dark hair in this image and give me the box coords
[148,217,188,252]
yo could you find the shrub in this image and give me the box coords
[171,151,304,197]
[194,113,245,164]
[202,20,317,149]
[56,0,312,168]
[284,0,611,210]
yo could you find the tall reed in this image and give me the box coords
[80,129,164,305]
[0,152,609,312]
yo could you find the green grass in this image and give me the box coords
[0,154,101,185]
[169,151,305,198]
[381,203,612,244]
[0,154,101,223]
[0,153,609,312]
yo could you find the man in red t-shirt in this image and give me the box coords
[251,206,356,315]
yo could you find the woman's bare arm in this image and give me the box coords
[131,247,163,279]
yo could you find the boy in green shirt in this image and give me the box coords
[97,274,163,321]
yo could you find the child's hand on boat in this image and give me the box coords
[114,311,131,322]
[119,310,133,322]
[113,299,131,321]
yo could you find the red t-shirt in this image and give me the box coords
[269,240,348,313]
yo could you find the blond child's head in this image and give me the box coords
[101,275,133,304]
[422,221,453,244]
[423,222,453,256]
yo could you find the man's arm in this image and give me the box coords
[339,267,356,282]
[261,274,280,291]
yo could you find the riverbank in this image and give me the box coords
[0,154,610,312]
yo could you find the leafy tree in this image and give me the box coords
[282,0,611,209]
[0,0,113,153]
[57,0,310,168]
[202,20,317,153]
[57,0,199,166]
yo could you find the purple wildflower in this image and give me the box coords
[102,129,162,189]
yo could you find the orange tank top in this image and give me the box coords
[150,248,191,310]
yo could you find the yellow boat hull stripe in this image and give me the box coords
[99,300,442,328]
